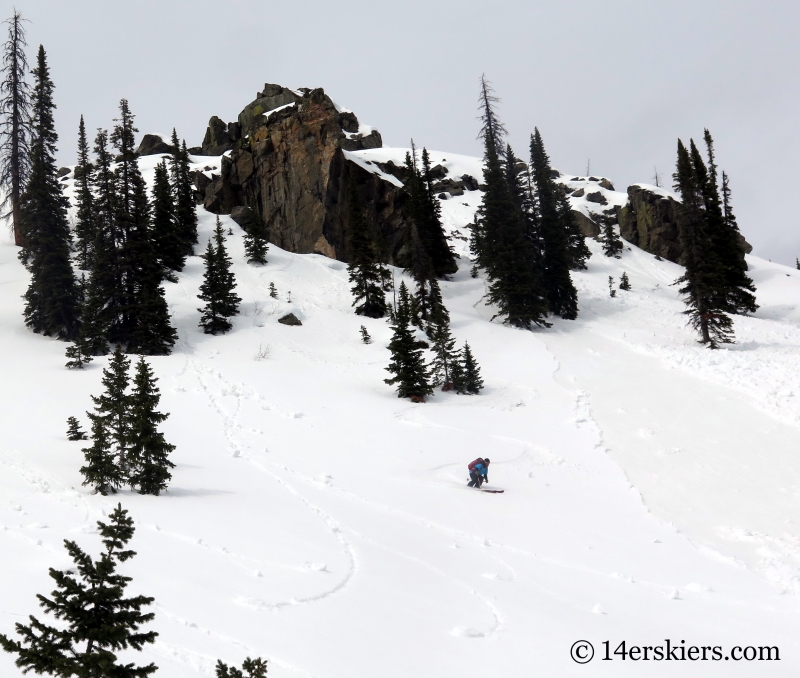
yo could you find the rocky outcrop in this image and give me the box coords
[617,184,753,265]
[572,210,601,239]
[135,134,175,156]
[198,86,411,264]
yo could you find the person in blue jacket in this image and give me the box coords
[467,457,490,488]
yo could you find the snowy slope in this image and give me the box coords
[2,153,800,677]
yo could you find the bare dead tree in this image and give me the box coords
[0,10,31,246]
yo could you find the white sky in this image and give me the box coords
[10,0,800,263]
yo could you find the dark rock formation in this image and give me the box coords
[57,167,71,178]
[230,205,260,233]
[599,178,615,191]
[461,174,479,191]
[199,86,411,264]
[278,313,302,326]
[340,129,383,151]
[616,184,752,265]
[135,134,175,156]
[586,191,608,205]
[201,116,234,156]
[571,210,601,239]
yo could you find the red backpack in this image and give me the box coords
[468,458,485,471]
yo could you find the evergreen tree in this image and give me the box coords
[346,176,387,318]
[73,266,110,359]
[449,350,465,393]
[600,214,623,258]
[360,325,371,344]
[558,189,591,269]
[66,416,87,441]
[0,504,157,676]
[796,258,800,271]
[126,356,175,495]
[170,132,198,255]
[419,147,457,276]
[73,115,95,270]
[19,46,79,340]
[619,271,631,291]
[65,336,93,369]
[198,217,241,334]
[151,159,184,275]
[673,139,732,348]
[243,214,269,265]
[407,221,434,331]
[269,281,277,298]
[80,415,123,495]
[425,277,449,339]
[429,315,459,389]
[0,10,32,246]
[608,276,617,298]
[719,166,758,314]
[384,281,433,401]
[216,657,268,678]
[457,341,484,395]
[529,128,579,319]
[89,345,132,471]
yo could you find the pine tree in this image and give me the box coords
[384,281,433,401]
[20,46,79,340]
[269,282,277,298]
[619,271,631,291]
[66,416,87,441]
[65,336,93,369]
[89,345,131,471]
[73,115,95,270]
[243,214,269,265]
[449,350,465,393]
[608,276,617,298]
[458,341,484,395]
[198,217,241,334]
[0,10,32,246]
[419,147,457,276]
[600,214,623,258]
[170,132,198,255]
[73,266,110,359]
[360,325,371,344]
[407,221,434,331]
[425,277,449,339]
[429,315,459,389]
[346,175,387,318]
[80,415,123,495]
[216,657,269,678]
[719,166,757,314]
[796,258,800,271]
[0,504,158,675]
[529,128,579,319]
[557,190,591,270]
[674,139,732,348]
[151,159,184,275]
[126,356,175,495]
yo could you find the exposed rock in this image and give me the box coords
[428,164,448,181]
[201,116,233,156]
[193,170,212,196]
[599,178,615,191]
[187,146,203,155]
[550,169,561,179]
[202,86,411,264]
[135,134,175,157]
[586,191,608,205]
[571,188,585,197]
[338,111,359,133]
[375,160,410,183]
[431,178,464,196]
[461,174,479,191]
[616,185,684,264]
[230,205,259,233]
[278,313,302,326]
[571,210,601,238]
[238,83,301,138]
[340,129,383,151]
[57,167,71,178]
[588,177,599,182]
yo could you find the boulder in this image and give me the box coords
[571,188,585,197]
[193,170,212,195]
[57,167,71,178]
[201,116,233,156]
[230,205,260,233]
[461,174,479,191]
[599,178,615,191]
[338,111,359,133]
[135,134,175,156]
[428,164,448,181]
[586,191,608,205]
[278,313,302,326]
[340,129,383,151]
[571,209,601,238]
[616,185,684,264]
[203,177,238,214]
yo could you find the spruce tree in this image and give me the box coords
[216,657,268,678]
[619,271,631,291]
[674,139,732,347]
[0,504,158,676]
[425,277,449,339]
[558,189,591,270]
[198,217,241,334]
[65,335,93,369]
[600,214,623,258]
[419,147,457,276]
[0,10,32,246]
[126,356,175,495]
[384,281,433,401]
[20,45,79,340]
[151,159,184,275]
[346,176,387,318]
[608,276,617,298]
[170,132,198,255]
[429,315,459,389]
[529,128,579,319]
[360,325,371,344]
[80,415,123,495]
[269,281,278,298]
[73,115,96,270]
[243,214,269,265]
[66,416,87,441]
[89,345,132,470]
[719,166,757,314]
[458,341,484,395]
[407,222,435,331]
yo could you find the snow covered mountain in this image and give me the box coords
[2,137,800,677]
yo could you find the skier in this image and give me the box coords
[467,457,490,488]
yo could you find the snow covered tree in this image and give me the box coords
[360,325,371,344]
[346,175,387,318]
[529,128,578,320]
[198,217,241,334]
[20,46,79,341]
[0,504,158,676]
[384,281,432,401]
[457,341,484,395]
[600,215,623,258]
[619,271,631,291]
[126,356,175,495]
[151,159,184,276]
[73,115,95,270]
[66,416,87,441]
[216,657,268,678]
[0,10,31,246]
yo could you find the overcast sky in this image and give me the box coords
[9,0,800,263]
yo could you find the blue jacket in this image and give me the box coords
[472,462,488,478]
